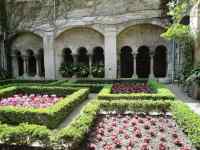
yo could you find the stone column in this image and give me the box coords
[11,55,19,78]
[43,32,56,80]
[88,54,93,78]
[35,55,41,78]
[104,27,117,79]
[22,55,28,78]
[149,53,154,79]
[132,52,137,78]
[72,54,77,78]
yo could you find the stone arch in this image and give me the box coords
[26,49,37,77]
[120,46,133,78]
[92,47,104,65]
[11,32,43,55]
[136,46,150,78]
[117,24,167,52]
[154,45,168,78]
[62,48,74,64]
[55,27,104,55]
[117,21,167,35]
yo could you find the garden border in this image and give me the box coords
[0,100,199,149]
[97,80,175,100]
[0,86,89,129]
[56,100,200,149]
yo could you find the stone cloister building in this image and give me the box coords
[9,0,180,81]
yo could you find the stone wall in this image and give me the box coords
[11,32,43,55]
[190,0,200,65]
[118,24,167,53]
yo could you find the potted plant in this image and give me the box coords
[76,63,89,78]
[186,67,200,99]
[59,63,74,77]
[92,65,105,78]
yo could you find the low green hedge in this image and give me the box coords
[171,101,200,148]
[98,80,175,100]
[0,123,51,146]
[0,86,89,129]
[55,100,200,149]
[55,100,172,149]
[0,99,199,149]
[0,80,57,90]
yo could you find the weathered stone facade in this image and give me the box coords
[9,0,174,81]
[191,0,200,65]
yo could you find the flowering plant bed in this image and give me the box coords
[0,94,62,108]
[112,83,154,94]
[86,114,194,150]
[98,80,175,100]
[0,86,89,129]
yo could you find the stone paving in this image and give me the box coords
[56,93,97,129]
[167,84,200,115]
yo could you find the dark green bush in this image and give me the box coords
[98,80,175,100]
[0,87,89,129]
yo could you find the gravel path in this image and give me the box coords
[167,84,200,115]
[56,93,97,130]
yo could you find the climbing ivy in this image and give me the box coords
[162,0,198,81]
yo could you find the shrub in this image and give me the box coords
[0,123,51,146]
[0,86,89,129]
[171,101,200,148]
[59,63,74,77]
[98,80,175,100]
[91,65,105,78]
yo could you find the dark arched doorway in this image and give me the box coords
[154,46,167,77]
[92,47,104,65]
[120,46,133,78]
[136,46,150,78]
[77,47,89,65]
[27,50,36,76]
[16,51,24,76]
[38,49,45,77]
[63,48,73,64]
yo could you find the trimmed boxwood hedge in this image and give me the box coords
[0,100,199,149]
[0,86,89,129]
[56,100,200,149]
[97,80,175,100]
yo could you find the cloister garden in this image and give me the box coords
[0,0,200,150]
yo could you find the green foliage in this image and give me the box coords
[98,80,175,101]
[0,123,51,146]
[0,68,10,80]
[171,101,200,148]
[59,63,74,77]
[76,64,89,78]
[55,100,100,149]
[92,65,105,78]
[186,65,200,85]
[161,24,190,40]
[0,87,89,129]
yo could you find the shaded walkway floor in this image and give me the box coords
[56,93,97,130]
[167,84,200,115]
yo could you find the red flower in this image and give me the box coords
[159,143,166,150]
[140,143,149,150]
[89,143,96,150]
[174,139,183,147]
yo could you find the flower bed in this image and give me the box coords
[112,83,154,94]
[0,94,63,108]
[0,100,199,149]
[86,114,193,150]
[0,86,89,129]
[98,80,175,100]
